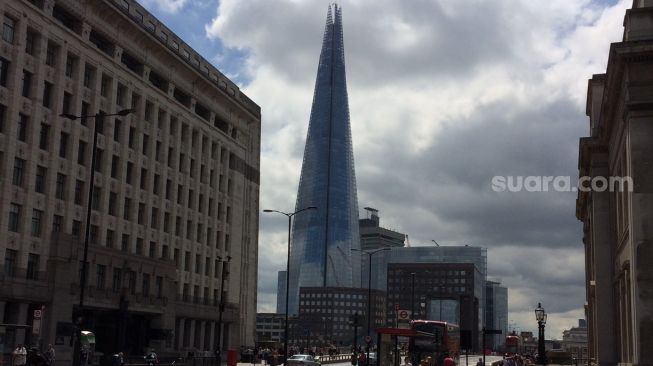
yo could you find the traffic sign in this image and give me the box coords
[398,310,410,320]
[33,310,42,319]
[364,335,372,343]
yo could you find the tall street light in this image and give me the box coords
[215,255,232,366]
[535,303,548,365]
[351,247,390,365]
[60,108,135,366]
[263,206,317,363]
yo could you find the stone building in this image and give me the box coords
[577,1,653,365]
[0,0,260,362]
[255,313,285,346]
[562,320,588,361]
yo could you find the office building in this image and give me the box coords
[562,320,588,361]
[288,4,361,315]
[577,1,653,364]
[359,207,405,251]
[276,271,287,314]
[0,0,260,362]
[291,287,385,347]
[386,263,483,351]
[485,280,508,350]
[256,313,285,346]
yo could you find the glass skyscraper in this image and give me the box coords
[287,4,361,315]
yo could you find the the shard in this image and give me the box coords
[287,4,361,315]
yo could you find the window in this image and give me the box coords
[92,187,101,210]
[65,53,76,78]
[186,220,192,240]
[111,155,119,178]
[96,264,106,289]
[164,212,170,233]
[124,198,131,220]
[128,127,135,148]
[121,234,130,252]
[18,114,28,142]
[4,249,17,277]
[184,251,190,271]
[175,216,181,236]
[72,220,81,237]
[153,174,160,195]
[205,257,210,276]
[116,84,126,106]
[100,74,110,97]
[140,168,147,189]
[90,226,99,243]
[155,276,163,298]
[62,92,72,115]
[94,148,103,172]
[46,42,57,66]
[136,238,143,255]
[56,173,66,199]
[108,192,117,216]
[0,57,8,87]
[150,207,158,229]
[8,203,21,232]
[78,141,86,165]
[81,102,90,126]
[162,244,169,260]
[12,158,25,186]
[142,273,150,296]
[43,82,53,108]
[31,209,43,237]
[126,162,133,184]
[35,166,46,193]
[138,203,145,225]
[142,134,149,155]
[145,101,153,122]
[74,180,84,205]
[25,30,36,55]
[166,179,172,199]
[22,70,32,98]
[0,104,4,133]
[39,124,50,150]
[52,214,63,233]
[155,141,161,161]
[83,64,95,88]
[27,253,39,280]
[195,254,201,274]
[106,229,115,248]
[59,132,68,158]
[149,241,156,258]
[113,119,121,142]
[2,16,15,44]
[112,268,122,292]
[177,184,183,204]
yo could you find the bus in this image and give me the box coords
[409,320,460,363]
[505,335,520,355]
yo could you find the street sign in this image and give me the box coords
[33,310,42,319]
[398,310,410,320]
[364,335,372,343]
[484,329,502,335]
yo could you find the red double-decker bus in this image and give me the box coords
[505,335,520,355]
[409,320,460,363]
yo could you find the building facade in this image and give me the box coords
[276,271,287,314]
[485,280,508,351]
[288,4,361,315]
[386,263,483,351]
[292,287,385,347]
[577,1,653,365]
[255,313,285,346]
[359,208,405,252]
[0,0,260,362]
[562,320,588,361]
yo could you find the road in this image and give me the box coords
[238,354,504,366]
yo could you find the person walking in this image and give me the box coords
[442,353,455,366]
[144,348,159,366]
[402,356,412,366]
[45,344,56,366]
[12,344,27,366]
[475,357,484,366]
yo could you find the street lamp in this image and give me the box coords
[351,247,390,365]
[410,272,416,320]
[263,206,317,363]
[535,302,548,365]
[60,108,135,366]
[215,255,232,366]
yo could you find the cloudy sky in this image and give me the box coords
[141,0,629,338]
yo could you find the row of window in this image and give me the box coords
[3,249,40,280]
[7,202,232,266]
[82,261,164,298]
[300,293,367,299]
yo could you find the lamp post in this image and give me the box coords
[263,207,317,363]
[410,272,416,320]
[535,303,548,365]
[351,247,390,366]
[215,255,232,366]
[60,108,135,366]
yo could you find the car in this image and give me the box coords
[286,354,321,366]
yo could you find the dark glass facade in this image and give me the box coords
[288,4,360,315]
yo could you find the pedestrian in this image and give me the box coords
[45,344,56,366]
[145,348,159,365]
[12,344,27,366]
[475,357,484,366]
[402,356,412,366]
[442,353,455,366]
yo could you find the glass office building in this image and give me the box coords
[288,4,361,315]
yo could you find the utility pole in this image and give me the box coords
[350,312,360,366]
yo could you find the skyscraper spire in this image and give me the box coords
[287,4,361,315]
